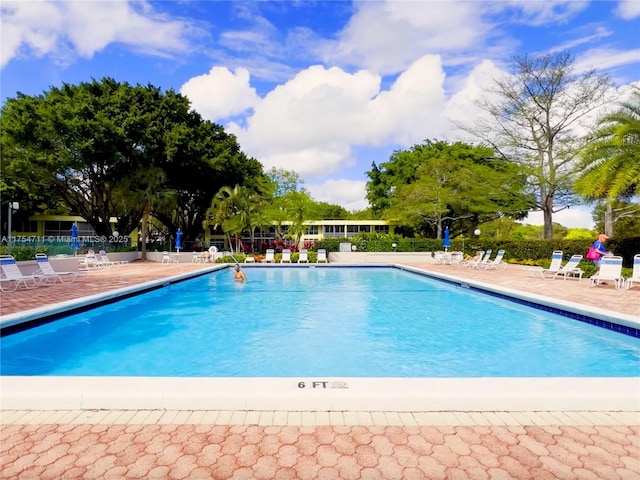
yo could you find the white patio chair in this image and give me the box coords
[0,255,43,291]
[317,249,328,263]
[281,249,292,263]
[540,251,564,278]
[298,249,309,263]
[552,254,584,281]
[34,253,82,283]
[625,254,640,290]
[590,256,624,289]
[263,249,275,263]
[480,250,507,270]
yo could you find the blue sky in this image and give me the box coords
[2,0,639,228]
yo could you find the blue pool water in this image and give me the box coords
[1,266,639,377]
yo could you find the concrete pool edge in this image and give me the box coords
[2,376,639,412]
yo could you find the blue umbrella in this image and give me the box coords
[70,224,80,255]
[443,226,451,251]
[175,228,183,252]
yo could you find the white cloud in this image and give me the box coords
[180,66,260,120]
[0,0,198,68]
[574,48,640,74]
[496,0,589,26]
[320,1,491,75]
[306,179,369,212]
[615,0,640,20]
[524,206,595,229]
[223,54,451,179]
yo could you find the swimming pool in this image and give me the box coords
[2,266,639,377]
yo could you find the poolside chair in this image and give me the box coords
[625,254,640,290]
[480,249,507,270]
[99,250,128,267]
[590,256,625,289]
[34,253,82,283]
[79,251,106,270]
[317,249,328,263]
[263,249,275,263]
[207,245,220,263]
[0,255,43,290]
[298,249,309,263]
[540,251,564,278]
[281,249,292,263]
[449,251,463,266]
[552,254,584,281]
[244,256,255,263]
[467,250,491,269]
[459,251,484,268]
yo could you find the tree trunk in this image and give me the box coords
[604,202,614,236]
[140,205,149,261]
[542,196,554,239]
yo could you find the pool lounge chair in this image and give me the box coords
[480,249,507,270]
[263,249,275,263]
[244,256,255,263]
[281,249,292,263]
[34,253,82,283]
[317,249,328,263]
[590,256,624,289]
[99,250,128,267]
[459,251,484,268]
[0,255,43,291]
[467,250,492,269]
[79,251,107,270]
[540,250,564,278]
[552,254,584,281]
[625,254,640,290]
[298,249,309,263]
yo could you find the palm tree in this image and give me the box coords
[205,185,264,253]
[575,89,640,234]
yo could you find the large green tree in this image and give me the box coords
[459,51,614,238]
[366,140,532,238]
[1,78,266,240]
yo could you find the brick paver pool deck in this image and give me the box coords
[1,261,639,479]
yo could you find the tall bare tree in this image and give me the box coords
[459,51,613,238]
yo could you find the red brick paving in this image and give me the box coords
[1,260,639,479]
[1,425,638,479]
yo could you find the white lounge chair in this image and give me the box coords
[79,251,107,270]
[625,254,640,290]
[244,256,255,263]
[0,255,43,290]
[298,249,309,263]
[317,249,328,263]
[34,253,82,283]
[540,251,564,278]
[480,249,507,270]
[460,251,484,268]
[468,249,492,269]
[281,249,292,263]
[99,250,128,266]
[207,246,220,263]
[552,254,584,280]
[263,249,275,263]
[590,256,624,289]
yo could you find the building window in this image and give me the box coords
[347,225,371,236]
[305,226,319,235]
[374,225,389,234]
[323,225,345,238]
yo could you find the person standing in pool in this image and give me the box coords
[234,264,247,282]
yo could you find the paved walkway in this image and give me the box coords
[1,261,639,479]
